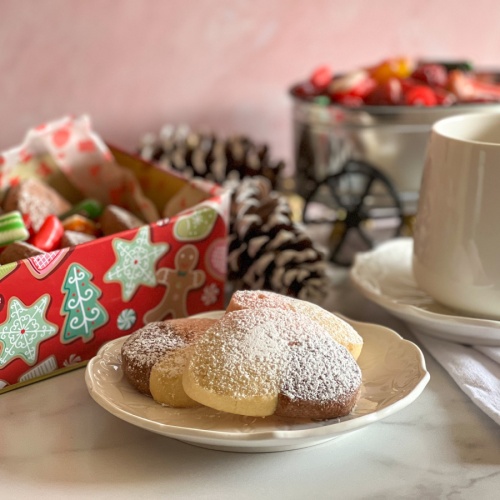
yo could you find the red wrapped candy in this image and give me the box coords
[310,65,333,90]
[31,215,64,252]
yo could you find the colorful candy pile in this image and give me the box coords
[0,178,146,265]
[291,57,500,107]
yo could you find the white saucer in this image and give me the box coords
[85,311,429,453]
[351,238,500,346]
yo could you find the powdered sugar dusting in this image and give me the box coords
[122,318,216,370]
[227,290,363,355]
[122,321,188,371]
[187,308,361,409]
[154,347,194,379]
[227,290,297,312]
[121,317,217,396]
[281,330,361,403]
[188,312,285,398]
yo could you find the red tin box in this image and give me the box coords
[0,119,229,393]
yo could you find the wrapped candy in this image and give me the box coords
[0,211,29,247]
[31,215,64,252]
[292,57,500,107]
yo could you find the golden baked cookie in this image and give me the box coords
[121,317,216,407]
[226,290,363,360]
[183,308,362,419]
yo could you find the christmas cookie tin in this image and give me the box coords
[0,117,229,393]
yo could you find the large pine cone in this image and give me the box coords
[227,177,328,302]
[139,126,328,302]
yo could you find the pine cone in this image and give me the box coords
[139,125,329,302]
[227,177,328,302]
[139,125,284,190]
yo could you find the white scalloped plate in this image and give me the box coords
[350,238,500,346]
[85,310,429,452]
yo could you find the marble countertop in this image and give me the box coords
[1,270,499,500]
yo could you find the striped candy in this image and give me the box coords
[0,211,30,247]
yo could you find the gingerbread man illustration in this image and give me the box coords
[144,244,205,323]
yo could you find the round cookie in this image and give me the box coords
[183,308,362,419]
[2,178,72,231]
[121,317,216,406]
[150,348,200,408]
[226,290,363,360]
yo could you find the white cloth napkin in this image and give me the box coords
[411,330,500,425]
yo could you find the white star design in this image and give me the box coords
[104,226,169,301]
[0,295,58,367]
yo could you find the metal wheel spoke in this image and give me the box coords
[354,176,376,211]
[329,223,348,263]
[302,158,404,266]
[356,225,374,248]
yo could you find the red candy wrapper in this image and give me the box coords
[0,117,230,393]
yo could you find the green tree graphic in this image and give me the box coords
[60,263,108,343]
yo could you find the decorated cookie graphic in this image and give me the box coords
[173,206,217,241]
[104,226,169,301]
[144,244,205,322]
[25,248,71,280]
[60,263,109,343]
[0,294,58,368]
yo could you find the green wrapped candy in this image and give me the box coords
[0,211,29,247]
[59,199,104,221]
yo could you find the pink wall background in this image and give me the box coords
[1,0,500,172]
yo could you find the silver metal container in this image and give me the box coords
[290,91,500,214]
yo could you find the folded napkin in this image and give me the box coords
[411,330,500,425]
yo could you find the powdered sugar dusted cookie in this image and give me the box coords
[121,317,217,407]
[226,290,363,360]
[183,308,362,419]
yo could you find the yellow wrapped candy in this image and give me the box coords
[369,57,414,84]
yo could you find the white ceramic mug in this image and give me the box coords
[413,112,500,319]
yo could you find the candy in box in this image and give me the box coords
[0,116,230,393]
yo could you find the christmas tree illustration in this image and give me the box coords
[60,263,108,343]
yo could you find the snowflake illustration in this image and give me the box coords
[201,283,220,306]
[104,226,169,301]
[0,295,58,367]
